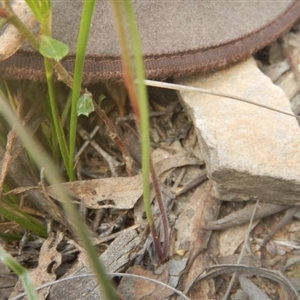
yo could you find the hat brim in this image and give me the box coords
[1,0,300,84]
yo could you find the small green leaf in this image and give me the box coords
[77,92,94,116]
[39,35,69,61]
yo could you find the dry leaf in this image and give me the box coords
[155,155,201,179]
[10,232,64,300]
[176,181,220,259]
[238,275,272,300]
[167,258,188,288]
[118,265,173,300]
[176,181,221,297]
[152,141,202,179]
[47,174,143,209]
[218,221,259,257]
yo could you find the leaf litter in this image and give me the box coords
[9,232,64,300]
[3,22,300,300]
[46,174,144,210]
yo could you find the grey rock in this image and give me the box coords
[176,57,300,205]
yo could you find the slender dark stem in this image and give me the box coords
[150,159,170,262]
[150,225,164,261]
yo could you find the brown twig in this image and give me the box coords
[93,100,134,177]
[150,159,170,262]
[223,200,260,300]
[0,87,25,193]
[261,206,299,246]
[77,127,120,177]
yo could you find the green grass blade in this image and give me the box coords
[25,0,43,22]
[44,60,70,177]
[122,1,152,225]
[0,205,47,238]
[69,0,96,181]
[0,246,39,300]
[39,0,70,177]
[0,197,47,237]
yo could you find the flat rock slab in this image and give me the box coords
[176,57,300,205]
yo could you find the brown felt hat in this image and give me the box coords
[1,0,300,85]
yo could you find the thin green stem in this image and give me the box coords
[68,0,96,181]
[123,0,152,222]
[111,1,170,261]
[110,2,139,119]
[44,60,70,177]
[40,1,70,178]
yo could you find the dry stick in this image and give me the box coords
[143,80,300,120]
[3,186,40,196]
[77,127,120,177]
[93,101,134,177]
[223,200,260,300]
[172,167,186,190]
[0,88,25,192]
[0,125,17,192]
[175,172,208,196]
[95,221,147,244]
[75,126,99,160]
[92,208,106,232]
[198,264,298,299]
[261,206,299,246]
